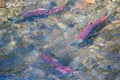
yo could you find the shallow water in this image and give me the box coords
[0,0,120,80]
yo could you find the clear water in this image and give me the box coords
[0,0,120,80]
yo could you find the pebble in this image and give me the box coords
[49,1,56,7]
[68,22,76,27]
[85,0,96,4]
[116,7,120,13]
[9,40,16,47]
[75,15,87,23]
[112,0,120,2]
[24,50,39,63]
[115,73,120,80]
[0,0,6,8]
[104,21,120,30]
[69,56,80,68]
[58,23,67,29]
[116,13,120,19]
[0,30,6,35]
[5,2,15,8]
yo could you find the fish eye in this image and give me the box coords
[53,9,56,10]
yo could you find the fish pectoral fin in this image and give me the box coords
[89,22,93,25]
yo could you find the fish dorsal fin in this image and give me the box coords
[30,8,46,12]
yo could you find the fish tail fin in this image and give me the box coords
[106,8,118,22]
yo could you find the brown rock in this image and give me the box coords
[85,0,96,4]
[0,0,6,8]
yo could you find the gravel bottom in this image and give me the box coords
[0,0,120,80]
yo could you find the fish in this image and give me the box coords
[77,16,108,42]
[40,53,75,74]
[21,6,65,18]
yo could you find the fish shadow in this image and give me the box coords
[8,15,49,23]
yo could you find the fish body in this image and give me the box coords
[55,64,75,74]
[40,53,59,64]
[77,16,108,41]
[21,6,64,18]
[21,8,47,18]
[47,6,64,15]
